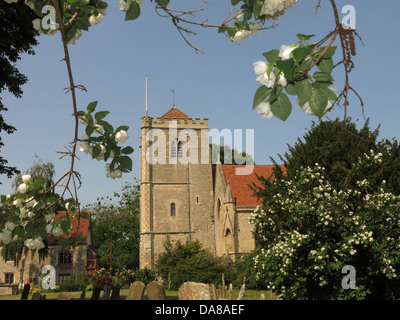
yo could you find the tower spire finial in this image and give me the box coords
[172,89,175,108]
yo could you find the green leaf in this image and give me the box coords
[313,71,334,83]
[33,178,44,190]
[91,144,101,159]
[65,25,78,42]
[115,125,130,134]
[292,46,312,63]
[317,57,333,74]
[262,49,280,64]
[118,156,133,172]
[125,1,141,21]
[309,89,328,118]
[231,0,241,5]
[316,46,337,59]
[87,101,98,114]
[321,87,337,100]
[121,146,134,155]
[276,58,294,81]
[297,79,313,106]
[60,219,72,236]
[79,211,90,220]
[94,110,110,122]
[270,93,292,121]
[85,125,94,137]
[296,34,315,42]
[58,238,71,250]
[98,120,114,137]
[253,86,272,109]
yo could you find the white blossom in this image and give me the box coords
[256,102,274,119]
[17,183,28,194]
[115,130,129,143]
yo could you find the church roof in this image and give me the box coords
[161,106,190,121]
[221,165,286,206]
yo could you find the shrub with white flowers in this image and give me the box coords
[251,151,400,299]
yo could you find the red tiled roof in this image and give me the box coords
[221,165,286,206]
[161,107,190,121]
[46,211,91,245]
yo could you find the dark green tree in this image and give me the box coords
[86,182,140,271]
[0,1,39,181]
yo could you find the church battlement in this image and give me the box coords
[141,115,209,129]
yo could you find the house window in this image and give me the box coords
[4,273,14,284]
[59,274,71,283]
[170,203,176,217]
[59,251,72,264]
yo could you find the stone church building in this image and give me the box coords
[139,106,282,269]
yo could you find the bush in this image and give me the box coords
[92,276,113,289]
[58,273,92,292]
[134,268,156,285]
[232,250,263,290]
[155,239,236,290]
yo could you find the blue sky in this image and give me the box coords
[1,0,399,206]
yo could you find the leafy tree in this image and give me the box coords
[12,154,55,193]
[209,143,255,168]
[251,152,400,299]
[86,182,140,271]
[0,0,39,181]
[254,118,400,199]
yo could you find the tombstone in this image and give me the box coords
[111,286,120,300]
[102,285,111,300]
[21,284,30,300]
[58,292,73,300]
[42,295,46,300]
[210,283,218,300]
[260,293,265,300]
[146,281,166,300]
[80,289,86,300]
[237,284,246,300]
[91,287,101,300]
[178,282,212,300]
[126,281,145,300]
[31,292,42,300]
[228,283,233,300]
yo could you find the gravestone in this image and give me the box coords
[260,293,265,300]
[210,283,217,300]
[31,292,42,300]
[21,284,30,300]
[102,285,111,300]
[178,282,212,300]
[91,287,101,300]
[80,289,86,300]
[146,281,166,300]
[111,286,120,300]
[228,283,233,300]
[126,281,145,300]
[237,284,246,300]
[58,292,73,300]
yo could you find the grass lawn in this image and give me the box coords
[0,289,277,300]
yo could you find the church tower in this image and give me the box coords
[139,106,215,269]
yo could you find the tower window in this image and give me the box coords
[170,203,176,217]
[196,196,200,204]
[171,140,177,158]
[177,141,183,158]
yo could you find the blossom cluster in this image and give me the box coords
[251,151,400,298]
[0,175,77,250]
[260,0,298,21]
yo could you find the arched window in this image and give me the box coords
[170,139,177,158]
[170,203,176,217]
[177,141,183,158]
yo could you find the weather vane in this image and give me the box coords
[172,89,175,108]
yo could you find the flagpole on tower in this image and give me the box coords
[145,75,148,118]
